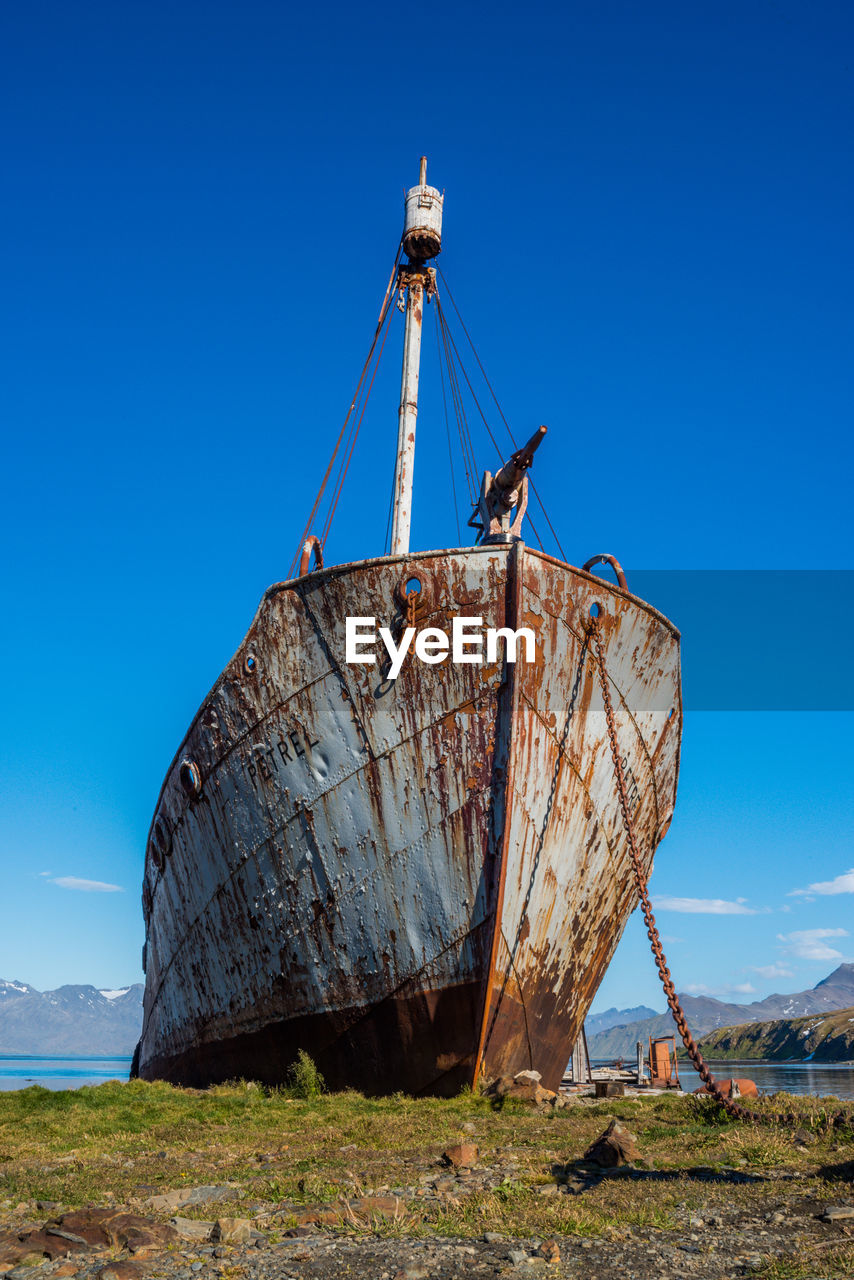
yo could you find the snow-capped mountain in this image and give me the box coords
[0,980,143,1055]
[0,980,39,999]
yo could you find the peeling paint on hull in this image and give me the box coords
[137,544,681,1095]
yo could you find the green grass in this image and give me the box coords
[0,1080,851,1245]
[287,1049,325,1100]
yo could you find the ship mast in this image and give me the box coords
[390,157,444,555]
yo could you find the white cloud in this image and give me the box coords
[789,868,854,898]
[50,876,124,894]
[750,964,794,980]
[684,981,756,997]
[777,928,849,961]
[38,871,52,877]
[651,895,766,916]
[659,934,685,944]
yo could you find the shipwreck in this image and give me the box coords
[134,161,682,1095]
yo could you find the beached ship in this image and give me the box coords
[134,162,682,1095]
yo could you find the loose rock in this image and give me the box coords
[96,1264,144,1280]
[537,1238,560,1262]
[822,1205,854,1221]
[484,1077,558,1107]
[170,1216,213,1241]
[212,1217,253,1244]
[441,1143,478,1169]
[145,1183,244,1212]
[582,1118,639,1168]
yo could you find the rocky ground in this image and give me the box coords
[1,1079,852,1279]
[2,1152,853,1278]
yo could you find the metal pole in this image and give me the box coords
[390,274,424,555]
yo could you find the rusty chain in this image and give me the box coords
[588,613,852,1132]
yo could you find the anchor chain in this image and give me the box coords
[588,613,821,1129]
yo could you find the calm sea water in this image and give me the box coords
[1,1056,852,1099]
[0,1056,133,1091]
[678,1060,854,1100]
[593,1058,854,1100]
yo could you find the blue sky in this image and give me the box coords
[1,1,852,1012]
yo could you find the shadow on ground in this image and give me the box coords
[552,1159,768,1194]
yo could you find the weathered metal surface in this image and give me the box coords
[390,271,424,556]
[649,1036,679,1088]
[298,535,323,577]
[469,427,545,545]
[477,549,682,1091]
[581,553,627,591]
[136,544,681,1096]
[402,161,443,262]
[138,547,510,1092]
[494,426,547,495]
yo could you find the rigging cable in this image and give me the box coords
[382,452,396,555]
[436,295,546,553]
[321,348,373,545]
[319,290,395,548]
[287,239,403,579]
[436,293,544,551]
[438,268,567,562]
[439,298,483,503]
[434,302,462,543]
[437,301,477,503]
[442,305,484,494]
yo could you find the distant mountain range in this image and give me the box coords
[587,965,854,1059]
[585,1005,659,1036]
[697,1004,854,1063]
[0,980,143,1055]
[6,966,854,1064]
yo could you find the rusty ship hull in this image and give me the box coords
[136,544,681,1095]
